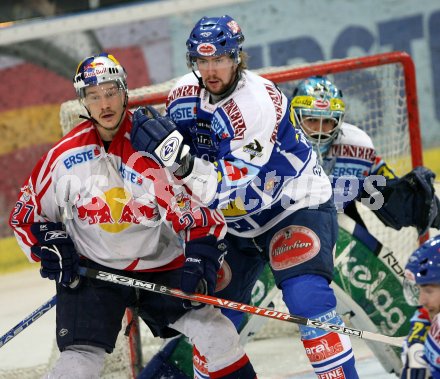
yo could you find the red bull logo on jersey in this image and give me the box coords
[77,196,115,224]
[76,187,160,233]
[119,198,158,224]
[170,192,192,213]
[20,183,35,202]
[269,226,320,270]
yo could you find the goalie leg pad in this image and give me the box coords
[281,275,359,378]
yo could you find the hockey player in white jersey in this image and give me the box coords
[9,53,257,379]
[291,75,440,235]
[402,235,440,378]
[130,15,359,378]
[291,76,440,375]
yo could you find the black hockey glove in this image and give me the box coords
[30,222,79,287]
[130,106,191,173]
[366,166,440,236]
[180,236,228,309]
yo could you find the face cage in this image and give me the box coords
[296,110,342,145]
[403,278,420,306]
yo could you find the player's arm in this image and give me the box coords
[9,153,61,259]
[130,105,272,207]
[9,154,79,286]
[153,177,227,306]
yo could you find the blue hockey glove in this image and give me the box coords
[131,106,190,171]
[181,236,228,309]
[30,222,79,287]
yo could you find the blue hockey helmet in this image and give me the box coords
[290,76,345,156]
[73,53,127,99]
[403,235,440,306]
[186,15,245,69]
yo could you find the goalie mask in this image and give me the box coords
[73,53,127,103]
[291,76,345,158]
[186,15,245,69]
[403,235,440,306]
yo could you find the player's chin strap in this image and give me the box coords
[78,267,405,347]
[191,70,205,89]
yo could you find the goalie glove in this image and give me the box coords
[130,106,190,172]
[30,222,80,287]
[365,166,440,236]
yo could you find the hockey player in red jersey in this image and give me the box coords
[131,16,360,379]
[9,53,257,379]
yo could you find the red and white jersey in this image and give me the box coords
[9,113,226,271]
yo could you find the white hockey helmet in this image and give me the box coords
[73,53,127,99]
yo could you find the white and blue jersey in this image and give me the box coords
[166,70,332,237]
[425,314,440,378]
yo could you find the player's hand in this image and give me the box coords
[400,307,431,379]
[31,222,80,287]
[181,236,228,309]
[130,106,190,171]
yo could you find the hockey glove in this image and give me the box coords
[400,307,431,379]
[30,222,79,287]
[130,106,191,172]
[367,166,440,236]
[181,236,228,309]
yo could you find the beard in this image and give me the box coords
[204,67,238,95]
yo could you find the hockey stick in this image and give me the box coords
[79,267,405,347]
[0,295,56,348]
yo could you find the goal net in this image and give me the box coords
[57,51,423,377]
